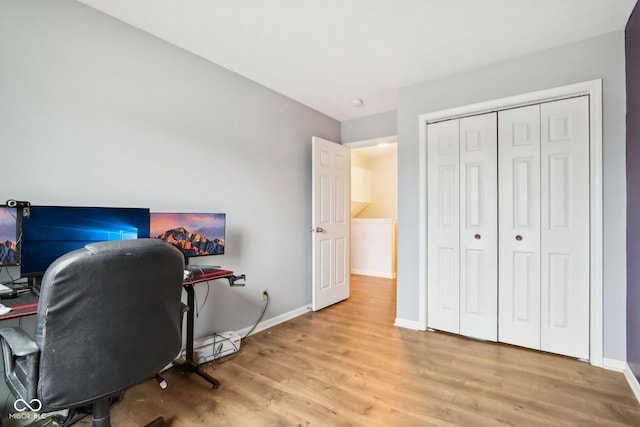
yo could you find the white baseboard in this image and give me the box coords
[602,359,640,406]
[236,304,311,338]
[394,317,421,330]
[351,269,396,279]
[603,357,627,372]
[623,363,640,405]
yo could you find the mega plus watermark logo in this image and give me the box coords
[9,398,54,421]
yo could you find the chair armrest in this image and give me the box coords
[0,327,40,401]
[0,327,39,356]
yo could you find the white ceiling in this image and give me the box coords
[77,0,637,121]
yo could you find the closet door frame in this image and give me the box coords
[417,79,603,367]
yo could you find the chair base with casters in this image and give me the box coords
[72,396,166,427]
[62,394,124,427]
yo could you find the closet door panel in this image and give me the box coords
[427,119,460,334]
[540,96,590,359]
[498,105,541,349]
[459,113,498,341]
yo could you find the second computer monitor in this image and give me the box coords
[150,213,226,261]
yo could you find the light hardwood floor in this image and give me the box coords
[104,275,640,426]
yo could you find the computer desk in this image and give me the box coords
[0,268,246,390]
[0,291,38,321]
[175,267,246,389]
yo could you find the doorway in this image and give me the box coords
[345,136,398,284]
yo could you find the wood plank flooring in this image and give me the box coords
[103,274,640,426]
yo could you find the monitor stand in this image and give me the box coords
[29,276,42,296]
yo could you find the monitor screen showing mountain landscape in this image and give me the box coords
[150,212,226,259]
[0,207,18,266]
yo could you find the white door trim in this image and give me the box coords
[417,79,603,367]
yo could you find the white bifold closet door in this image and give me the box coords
[498,96,590,359]
[427,96,590,359]
[427,112,498,341]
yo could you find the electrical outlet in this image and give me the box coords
[261,288,268,301]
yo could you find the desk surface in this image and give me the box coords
[183,267,235,285]
[0,267,239,321]
[0,291,38,321]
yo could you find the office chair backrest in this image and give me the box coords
[33,238,184,410]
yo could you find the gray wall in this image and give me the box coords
[0,0,340,339]
[626,1,640,378]
[341,110,397,143]
[396,31,627,360]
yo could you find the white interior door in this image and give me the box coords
[459,113,498,341]
[498,104,542,349]
[540,97,590,359]
[312,136,350,311]
[427,120,460,334]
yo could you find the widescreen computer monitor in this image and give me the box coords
[20,206,150,276]
[150,213,225,264]
[0,206,18,266]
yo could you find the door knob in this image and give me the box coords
[312,227,324,233]
[515,235,523,241]
[474,234,481,240]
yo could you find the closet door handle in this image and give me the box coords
[474,234,481,240]
[515,235,523,241]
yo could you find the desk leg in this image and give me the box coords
[173,283,220,389]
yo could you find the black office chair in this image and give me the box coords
[0,238,185,427]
